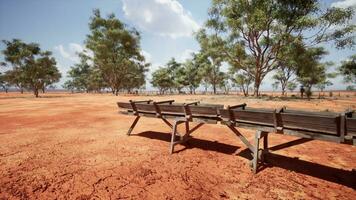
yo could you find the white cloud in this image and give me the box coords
[177,49,196,62]
[331,0,356,8]
[141,50,152,63]
[54,43,93,63]
[122,0,200,38]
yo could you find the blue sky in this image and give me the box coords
[0,0,355,91]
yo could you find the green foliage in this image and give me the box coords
[287,82,297,92]
[196,31,226,94]
[1,39,61,97]
[64,54,96,92]
[346,85,355,91]
[296,47,331,91]
[339,54,356,84]
[151,67,173,94]
[230,71,252,96]
[0,72,11,92]
[179,55,203,94]
[200,0,355,96]
[85,9,148,95]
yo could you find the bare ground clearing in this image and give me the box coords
[0,92,355,199]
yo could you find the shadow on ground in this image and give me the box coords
[238,138,356,189]
[135,132,356,189]
[134,131,239,155]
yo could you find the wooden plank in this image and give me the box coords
[117,102,132,109]
[280,113,339,135]
[189,106,219,116]
[158,104,185,113]
[346,118,356,136]
[233,110,275,125]
[283,109,339,117]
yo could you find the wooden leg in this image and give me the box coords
[170,120,180,154]
[262,133,269,163]
[263,133,268,152]
[127,116,140,136]
[252,131,261,174]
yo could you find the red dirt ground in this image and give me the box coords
[0,92,355,199]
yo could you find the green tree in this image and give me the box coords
[296,48,333,100]
[181,55,203,94]
[339,54,356,84]
[85,9,148,95]
[201,0,355,96]
[196,32,226,94]
[151,67,173,95]
[64,54,93,92]
[230,71,252,96]
[1,39,61,97]
[166,58,184,93]
[0,72,11,93]
[287,82,297,93]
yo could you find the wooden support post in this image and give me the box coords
[127,116,140,135]
[227,124,254,152]
[340,114,345,143]
[252,130,261,174]
[263,134,268,151]
[170,119,185,154]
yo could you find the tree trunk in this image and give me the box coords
[42,87,45,93]
[115,89,119,96]
[20,88,24,94]
[213,84,216,94]
[253,76,261,96]
[34,89,39,98]
[281,84,286,96]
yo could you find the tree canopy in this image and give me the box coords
[85,9,148,95]
[200,0,355,96]
[339,54,356,84]
[1,39,61,97]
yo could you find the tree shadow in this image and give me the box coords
[133,131,239,155]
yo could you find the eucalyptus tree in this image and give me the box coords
[196,31,226,94]
[287,82,297,93]
[201,0,355,96]
[1,39,38,93]
[296,47,335,100]
[0,72,11,93]
[339,54,356,84]
[1,39,61,97]
[85,9,148,95]
[64,54,93,92]
[230,71,253,96]
[166,58,184,93]
[151,67,173,95]
[181,55,203,94]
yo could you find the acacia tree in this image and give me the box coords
[85,9,148,95]
[202,0,355,96]
[1,39,61,97]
